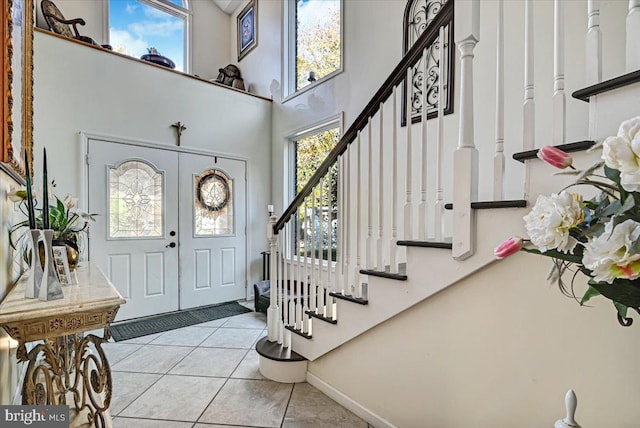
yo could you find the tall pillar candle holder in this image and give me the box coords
[24,230,44,299]
[38,230,64,301]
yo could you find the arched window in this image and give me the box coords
[403,0,453,125]
[109,0,190,72]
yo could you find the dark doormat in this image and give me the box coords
[109,301,252,342]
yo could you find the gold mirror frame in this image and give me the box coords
[2,0,34,184]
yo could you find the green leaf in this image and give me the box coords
[604,165,621,186]
[521,247,582,264]
[621,195,636,213]
[580,286,601,305]
[589,279,640,308]
[614,302,628,319]
[599,200,622,218]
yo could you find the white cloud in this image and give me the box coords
[124,2,138,14]
[143,6,170,19]
[109,27,148,58]
[128,19,183,38]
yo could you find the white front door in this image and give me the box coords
[178,153,247,309]
[88,140,180,321]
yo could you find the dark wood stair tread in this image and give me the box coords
[329,292,369,305]
[513,141,595,163]
[572,70,640,102]
[305,310,338,324]
[396,240,452,249]
[444,200,527,210]
[255,336,307,361]
[284,325,313,340]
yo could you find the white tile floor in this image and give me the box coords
[104,304,371,428]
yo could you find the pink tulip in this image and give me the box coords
[494,237,523,259]
[537,145,573,169]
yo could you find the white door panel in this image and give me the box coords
[179,153,247,309]
[88,140,180,321]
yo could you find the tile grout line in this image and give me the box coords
[280,381,297,428]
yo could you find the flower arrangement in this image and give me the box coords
[496,117,640,326]
[9,185,95,264]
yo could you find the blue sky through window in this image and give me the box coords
[109,0,185,71]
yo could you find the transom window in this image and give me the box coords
[109,0,190,72]
[285,0,343,97]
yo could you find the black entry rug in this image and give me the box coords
[110,301,252,342]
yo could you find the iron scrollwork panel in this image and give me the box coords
[403,0,454,126]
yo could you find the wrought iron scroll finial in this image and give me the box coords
[171,121,187,146]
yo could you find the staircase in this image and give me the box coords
[257,0,640,387]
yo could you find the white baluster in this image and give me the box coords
[296,205,303,331]
[278,240,284,345]
[318,175,325,315]
[419,47,429,240]
[523,0,535,152]
[327,166,335,320]
[494,0,505,201]
[302,197,310,334]
[390,86,398,273]
[405,68,414,241]
[310,189,317,315]
[344,148,352,294]
[283,224,291,348]
[586,0,602,85]
[434,27,446,242]
[453,0,479,260]
[376,102,385,271]
[354,132,362,298]
[554,389,581,428]
[267,215,278,341]
[627,0,640,72]
[553,0,566,146]
[337,156,344,295]
[366,117,374,268]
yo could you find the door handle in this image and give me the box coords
[166,242,176,248]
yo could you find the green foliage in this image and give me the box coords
[295,1,341,90]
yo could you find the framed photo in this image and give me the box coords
[237,0,258,62]
[52,246,76,285]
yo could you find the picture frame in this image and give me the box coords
[1,0,34,184]
[237,0,258,62]
[52,246,76,285]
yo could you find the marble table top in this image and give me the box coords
[0,262,125,325]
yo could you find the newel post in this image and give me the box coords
[267,215,279,342]
[452,0,480,260]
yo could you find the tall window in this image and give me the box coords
[291,124,340,258]
[403,0,453,125]
[109,0,189,72]
[285,0,342,97]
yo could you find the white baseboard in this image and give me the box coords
[306,372,397,428]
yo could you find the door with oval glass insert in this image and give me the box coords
[178,153,247,309]
[88,139,180,321]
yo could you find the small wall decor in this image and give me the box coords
[237,0,258,62]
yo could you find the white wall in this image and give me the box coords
[35,0,231,79]
[308,252,640,427]
[32,30,272,286]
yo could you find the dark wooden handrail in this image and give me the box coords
[274,0,454,233]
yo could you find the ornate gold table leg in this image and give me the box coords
[18,327,113,428]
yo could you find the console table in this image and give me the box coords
[0,262,125,427]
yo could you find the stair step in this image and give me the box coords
[329,292,369,305]
[285,325,312,340]
[255,336,307,362]
[305,310,338,324]
[444,200,527,210]
[359,269,408,281]
[397,240,453,249]
[572,70,640,102]
[513,140,595,163]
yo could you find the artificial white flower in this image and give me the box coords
[523,192,583,253]
[63,194,79,210]
[583,219,640,284]
[602,116,640,191]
